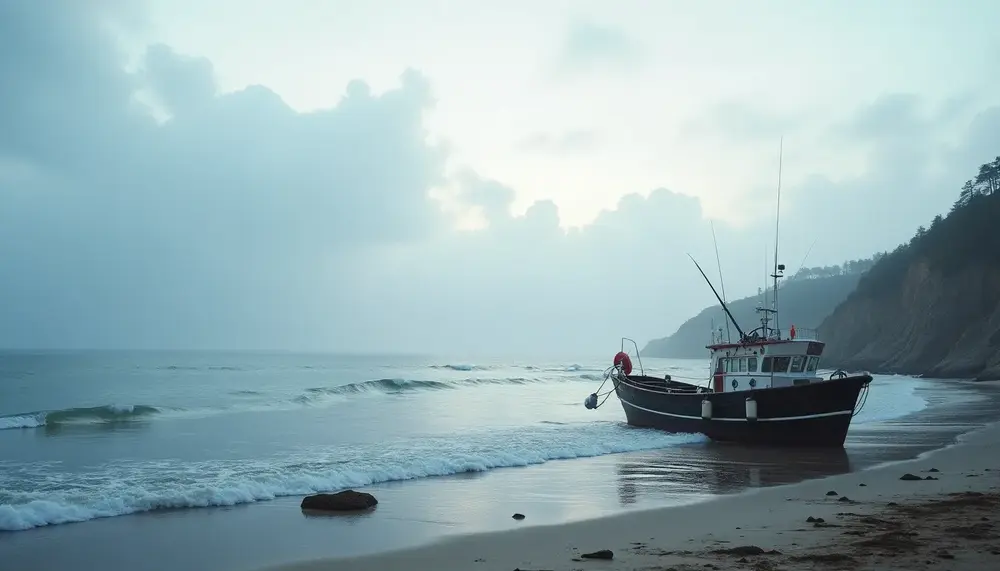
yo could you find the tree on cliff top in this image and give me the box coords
[853,154,1000,298]
[787,256,880,282]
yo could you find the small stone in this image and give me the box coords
[859,483,867,487]
[825,490,838,496]
[936,549,955,560]
[512,513,525,520]
[900,473,922,481]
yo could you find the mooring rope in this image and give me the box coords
[852,381,871,417]
[587,365,622,409]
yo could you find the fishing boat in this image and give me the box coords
[584,142,872,447]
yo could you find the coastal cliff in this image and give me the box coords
[642,264,871,359]
[818,156,1000,380]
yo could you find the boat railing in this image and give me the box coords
[711,327,820,344]
[780,327,819,341]
[620,337,645,376]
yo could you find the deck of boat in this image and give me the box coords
[620,374,713,395]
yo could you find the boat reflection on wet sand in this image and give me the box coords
[613,378,1000,507]
[615,444,852,505]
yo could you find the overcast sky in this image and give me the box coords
[2,0,999,357]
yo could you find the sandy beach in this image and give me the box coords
[268,417,1000,571]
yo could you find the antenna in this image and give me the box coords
[772,137,784,336]
[688,253,746,340]
[763,242,768,309]
[710,220,731,343]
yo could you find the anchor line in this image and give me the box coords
[587,365,624,409]
[852,381,871,417]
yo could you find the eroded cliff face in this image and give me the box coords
[818,260,1000,380]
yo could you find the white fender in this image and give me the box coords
[745,397,758,421]
[701,399,712,420]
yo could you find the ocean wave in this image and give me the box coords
[0,422,708,531]
[0,404,163,430]
[293,376,559,404]
[159,365,244,371]
[429,363,592,373]
[429,363,494,371]
[1,375,595,430]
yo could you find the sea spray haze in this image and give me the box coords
[0,351,927,531]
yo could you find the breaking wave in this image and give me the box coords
[0,422,708,531]
[0,404,163,430]
[432,363,592,373]
[430,363,494,371]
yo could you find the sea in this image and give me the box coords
[1,351,997,571]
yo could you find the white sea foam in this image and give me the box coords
[0,414,45,430]
[0,422,707,531]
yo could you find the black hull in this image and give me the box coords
[614,374,872,447]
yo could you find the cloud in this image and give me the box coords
[679,100,812,144]
[515,130,600,154]
[140,43,217,116]
[2,2,999,356]
[554,19,643,74]
[0,2,446,351]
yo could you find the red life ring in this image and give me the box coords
[613,351,633,375]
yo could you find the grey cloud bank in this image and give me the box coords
[2,2,999,357]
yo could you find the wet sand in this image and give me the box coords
[267,418,1000,571]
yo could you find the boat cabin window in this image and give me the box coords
[716,358,725,373]
[790,355,805,373]
[761,356,772,372]
[770,356,791,373]
[806,356,819,372]
[739,358,747,372]
[748,356,758,372]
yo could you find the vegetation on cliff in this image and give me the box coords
[818,155,1000,379]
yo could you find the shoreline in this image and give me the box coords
[2,377,995,571]
[266,419,1000,571]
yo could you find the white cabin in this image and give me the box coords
[702,261,829,393]
[706,327,825,393]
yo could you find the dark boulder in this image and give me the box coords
[301,490,378,511]
[581,549,614,560]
